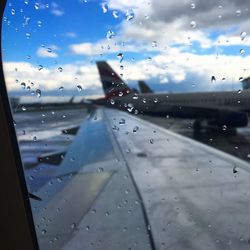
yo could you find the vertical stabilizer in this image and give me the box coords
[138,80,153,93]
[96,61,131,98]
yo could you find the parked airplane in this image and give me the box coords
[95,61,249,130]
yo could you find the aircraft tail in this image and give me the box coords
[96,61,131,98]
[138,80,153,93]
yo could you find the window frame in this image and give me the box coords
[0,1,39,249]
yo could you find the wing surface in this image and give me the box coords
[33,108,250,250]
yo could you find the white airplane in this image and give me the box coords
[94,61,249,130]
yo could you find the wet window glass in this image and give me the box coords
[3,0,250,249]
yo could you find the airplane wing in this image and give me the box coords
[32,108,250,250]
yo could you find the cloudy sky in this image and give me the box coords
[2,0,250,98]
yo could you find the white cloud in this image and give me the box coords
[3,61,101,92]
[215,34,250,46]
[51,2,64,16]
[37,48,58,58]
[70,42,103,56]
[37,45,60,58]
[5,0,250,96]
[3,48,250,95]
[65,32,77,38]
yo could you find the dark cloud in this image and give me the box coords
[150,0,250,30]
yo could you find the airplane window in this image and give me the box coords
[3,0,250,249]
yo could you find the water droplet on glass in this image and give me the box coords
[190,3,196,9]
[58,67,63,72]
[21,82,26,89]
[37,20,42,27]
[150,138,154,144]
[97,167,104,173]
[41,229,47,235]
[240,31,247,41]
[126,9,135,21]
[11,8,15,15]
[127,103,134,112]
[222,125,227,131]
[33,136,37,141]
[71,223,76,229]
[119,118,125,125]
[59,86,64,91]
[238,89,242,94]
[47,47,52,53]
[113,10,119,18]
[154,98,158,103]
[236,10,241,16]
[110,99,115,105]
[125,189,130,194]
[118,91,123,97]
[133,126,139,133]
[29,175,34,181]
[233,166,238,174]
[36,89,41,98]
[106,30,115,40]
[33,2,42,9]
[105,211,110,216]
[86,225,90,231]
[26,32,31,39]
[22,106,27,111]
[240,49,245,55]
[77,85,82,92]
[101,2,108,13]
[57,177,63,182]
[239,77,244,81]
[133,93,138,99]
[38,65,43,71]
[190,21,196,28]
[151,41,157,47]
[117,53,124,63]
[211,76,216,83]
